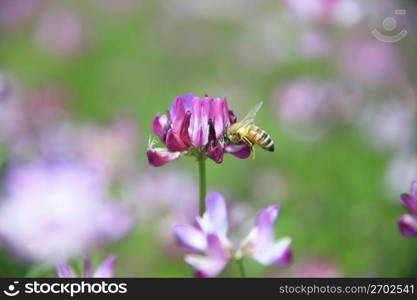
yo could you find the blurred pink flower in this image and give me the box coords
[0,0,45,30]
[277,257,341,277]
[173,192,291,277]
[284,0,363,27]
[148,93,250,166]
[34,7,88,57]
[272,79,357,141]
[359,100,415,152]
[173,192,232,277]
[299,30,331,59]
[57,255,117,278]
[339,38,404,85]
[23,86,69,132]
[0,92,139,178]
[398,181,417,238]
[78,119,139,177]
[0,161,133,264]
[240,205,292,266]
[0,74,26,144]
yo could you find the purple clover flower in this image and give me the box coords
[0,161,133,264]
[147,93,251,167]
[173,192,291,277]
[56,255,117,278]
[398,181,417,237]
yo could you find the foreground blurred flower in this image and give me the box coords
[398,181,417,238]
[0,161,133,264]
[239,205,292,266]
[57,255,116,278]
[147,93,250,167]
[173,192,291,277]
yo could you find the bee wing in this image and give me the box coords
[236,102,263,128]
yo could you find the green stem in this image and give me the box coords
[236,258,247,278]
[198,156,207,216]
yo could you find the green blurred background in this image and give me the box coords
[0,0,416,277]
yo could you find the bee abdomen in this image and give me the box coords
[260,132,274,152]
[250,127,275,152]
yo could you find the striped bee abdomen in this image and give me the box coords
[248,126,275,152]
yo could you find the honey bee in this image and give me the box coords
[225,102,274,157]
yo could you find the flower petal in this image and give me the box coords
[400,194,417,215]
[207,142,225,164]
[252,237,292,266]
[147,148,180,167]
[205,192,229,235]
[228,109,237,124]
[225,144,251,159]
[398,214,417,238]
[273,241,292,266]
[210,98,229,139]
[170,96,186,131]
[184,234,228,278]
[173,224,207,252]
[152,114,169,142]
[93,254,117,278]
[56,263,77,278]
[255,205,280,247]
[191,97,211,147]
[179,111,192,147]
[166,128,190,152]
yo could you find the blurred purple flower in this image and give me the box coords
[0,161,133,264]
[398,181,417,238]
[240,205,292,266]
[276,256,341,278]
[0,86,139,177]
[299,30,331,59]
[284,0,363,27]
[147,93,250,166]
[359,99,415,152]
[173,192,291,277]
[173,192,232,277]
[78,118,139,176]
[0,0,45,30]
[339,38,404,85]
[273,79,357,141]
[34,7,87,57]
[57,255,117,278]
[0,74,26,144]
